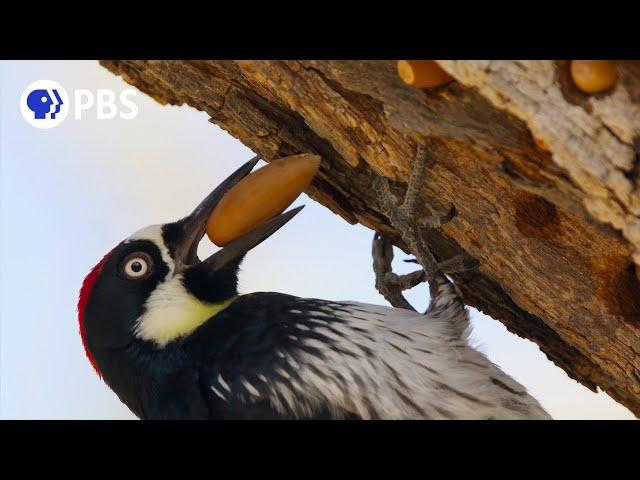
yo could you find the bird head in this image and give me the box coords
[78,157,303,376]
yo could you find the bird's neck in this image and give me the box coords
[134,275,238,347]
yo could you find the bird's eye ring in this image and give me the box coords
[121,252,153,280]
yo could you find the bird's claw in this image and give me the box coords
[372,233,423,311]
[436,255,479,275]
[372,143,478,309]
[421,204,456,229]
[375,145,448,280]
[406,254,478,275]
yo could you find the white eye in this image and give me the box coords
[122,252,153,280]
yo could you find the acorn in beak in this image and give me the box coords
[170,153,320,274]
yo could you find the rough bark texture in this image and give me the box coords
[100,60,640,416]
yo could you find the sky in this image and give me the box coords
[0,60,634,419]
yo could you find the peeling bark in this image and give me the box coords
[100,60,640,416]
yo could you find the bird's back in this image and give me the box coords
[194,288,551,420]
[329,300,550,419]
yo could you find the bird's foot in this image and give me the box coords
[374,145,455,235]
[373,144,459,302]
[404,254,479,277]
[372,233,425,311]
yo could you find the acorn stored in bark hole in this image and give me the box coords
[397,60,453,89]
[570,60,617,94]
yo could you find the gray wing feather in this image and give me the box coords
[210,282,551,420]
[274,297,551,419]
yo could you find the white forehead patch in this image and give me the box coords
[126,224,236,347]
[126,224,174,274]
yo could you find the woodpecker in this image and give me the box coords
[78,156,551,420]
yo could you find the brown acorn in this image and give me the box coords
[397,60,453,89]
[570,60,617,94]
[206,154,321,246]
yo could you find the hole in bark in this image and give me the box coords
[555,61,619,110]
[513,191,561,240]
[589,253,640,325]
[555,61,593,111]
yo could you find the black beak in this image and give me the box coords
[170,155,304,273]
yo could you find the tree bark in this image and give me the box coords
[100,60,640,416]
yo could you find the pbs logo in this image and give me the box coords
[20,80,70,129]
[20,80,139,129]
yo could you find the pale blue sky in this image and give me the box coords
[0,60,633,419]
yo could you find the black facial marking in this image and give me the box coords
[161,222,185,260]
[84,239,170,352]
[182,256,242,304]
[162,220,244,304]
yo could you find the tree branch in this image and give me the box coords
[100,60,640,416]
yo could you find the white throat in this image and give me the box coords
[125,223,235,347]
[134,274,236,347]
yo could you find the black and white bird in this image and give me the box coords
[78,156,551,420]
